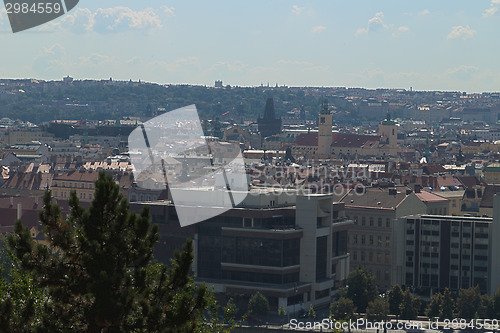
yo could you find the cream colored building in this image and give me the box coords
[318,100,333,159]
[338,187,427,289]
[484,163,500,184]
[0,128,53,146]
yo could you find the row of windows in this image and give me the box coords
[130,194,153,202]
[54,191,92,200]
[348,215,392,228]
[217,237,300,267]
[350,234,391,247]
[54,181,94,189]
[352,251,390,264]
[429,207,448,215]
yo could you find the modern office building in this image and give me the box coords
[196,189,352,313]
[139,187,352,313]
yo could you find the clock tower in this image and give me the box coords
[318,99,332,158]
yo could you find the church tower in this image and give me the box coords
[379,113,397,148]
[257,97,282,141]
[318,99,332,158]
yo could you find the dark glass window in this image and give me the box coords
[316,236,327,281]
[283,238,300,266]
[332,230,347,257]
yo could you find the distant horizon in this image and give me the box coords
[1,1,499,94]
[3,76,500,95]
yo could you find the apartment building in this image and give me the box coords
[338,186,427,289]
[0,128,53,146]
[414,189,450,215]
[392,212,500,296]
[51,169,134,202]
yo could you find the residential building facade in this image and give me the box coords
[339,186,427,290]
[392,213,500,296]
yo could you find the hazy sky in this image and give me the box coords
[0,1,498,92]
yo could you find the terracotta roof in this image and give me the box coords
[2,172,46,190]
[456,175,482,189]
[331,134,379,148]
[423,164,447,175]
[340,187,412,210]
[436,175,462,188]
[54,170,100,182]
[415,190,449,203]
[294,133,318,146]
[293,132,379,148]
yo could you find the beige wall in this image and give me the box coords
[346,194,426,289]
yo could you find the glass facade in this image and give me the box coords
[197,221,301,284]
[221,237,300,267]
[332,230,347,257]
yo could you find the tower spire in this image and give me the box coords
[321,98,329,115]
[263,97,276,119]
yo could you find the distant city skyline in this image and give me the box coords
[1,1,499,93]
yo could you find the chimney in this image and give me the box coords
[406,189,413,195]
[17,202,22,220]
[35,196,39,206]
[389,188,397,195]
[10,196,13,207]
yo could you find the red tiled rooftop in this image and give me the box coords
[54,170,100,182]
[436,175,462,188]
[331,134,379,148]
[294,133,318,146]
[415,190,449,203]
[294,132,379,148]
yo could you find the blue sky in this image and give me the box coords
[0,1,499,92]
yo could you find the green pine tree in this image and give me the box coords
[248,292,269,316]
[400,289,420,320]
[366,297,389,322]
[346,267,378,313]
[4,171,212,332]
[494,286,500,318]
[330,296,356,321]
[457,286,481,320]
[307,304,316,319]
[440,288,455,320]
[388,284,404,320]
[278,303,286,316]
[426,292,442,319]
